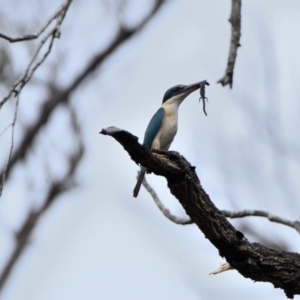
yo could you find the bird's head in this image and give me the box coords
[162,81,204,104]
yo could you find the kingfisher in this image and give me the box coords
[133,81,206,197]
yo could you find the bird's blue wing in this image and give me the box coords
[143,107,164,148]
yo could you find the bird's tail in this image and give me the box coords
[133,167,146,198]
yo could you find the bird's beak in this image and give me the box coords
[182,80,206,95]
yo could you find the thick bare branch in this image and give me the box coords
[217,0,241,88]
[101,126,300,299]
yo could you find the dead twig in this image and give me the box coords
[0,0,73,197]
[0,105,84,291]
[141,175,193,225]
[0,0,72,109]
[0,0,71,43]
[0,95,20,197]
[0,0,165,195]
[210,262,232,275]
[221,209,300,235]
[140,173,300,236]
[217,0,242,88]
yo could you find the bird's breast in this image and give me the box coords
[151,106,179,151]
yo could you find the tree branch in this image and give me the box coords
[221,210,300,235]
[0,0,71,43]
[141,173,300,235]
[141,175,193,225]
[0,139,84,291]
[217,0,241,88]
[0,0,73,196]
[0,0,73,109]
[0,104,84,291]
[0,95,20,197]
[100,126,300,299]
[0,0,165,193]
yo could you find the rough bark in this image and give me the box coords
[100,126,300,299]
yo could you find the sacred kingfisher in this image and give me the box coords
[133,81,204,197]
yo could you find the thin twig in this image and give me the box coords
[0,0,166,187]
[0,106,84,291]
[141,175,193,225]
[0,95,20,197]
[0,0,73,196]
[0,0,69,43]
[22,29,57,88]
[217,0,242,88]
[221,209,300,235]
[141,173,300,235]
[0,0,72,109]
[142,177,194,225]
[0,124,12,138]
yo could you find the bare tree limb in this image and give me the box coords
[221,210,300,235]
[0,0,73,197]
[0,2,167,288]
[0,0,71,43]
[100,126,300,299]
[0,95,20,197]
[0,106,84,291]
[0,0,165,195]
[0,0,72,109]
[141,174,193,225]
[141,173,300,235]
[217,0,241,88]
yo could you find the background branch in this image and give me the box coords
[0,0,72,109]
[141,173,300,235]
[0,104,84,291]
[0,0,165,194]
[141,175,193,225]
[217,0,242,88]
[0,0,73,197]
[0,2,166,292]
[0,0,71,43]
[221,209,300,235]
[0,95,20,197]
